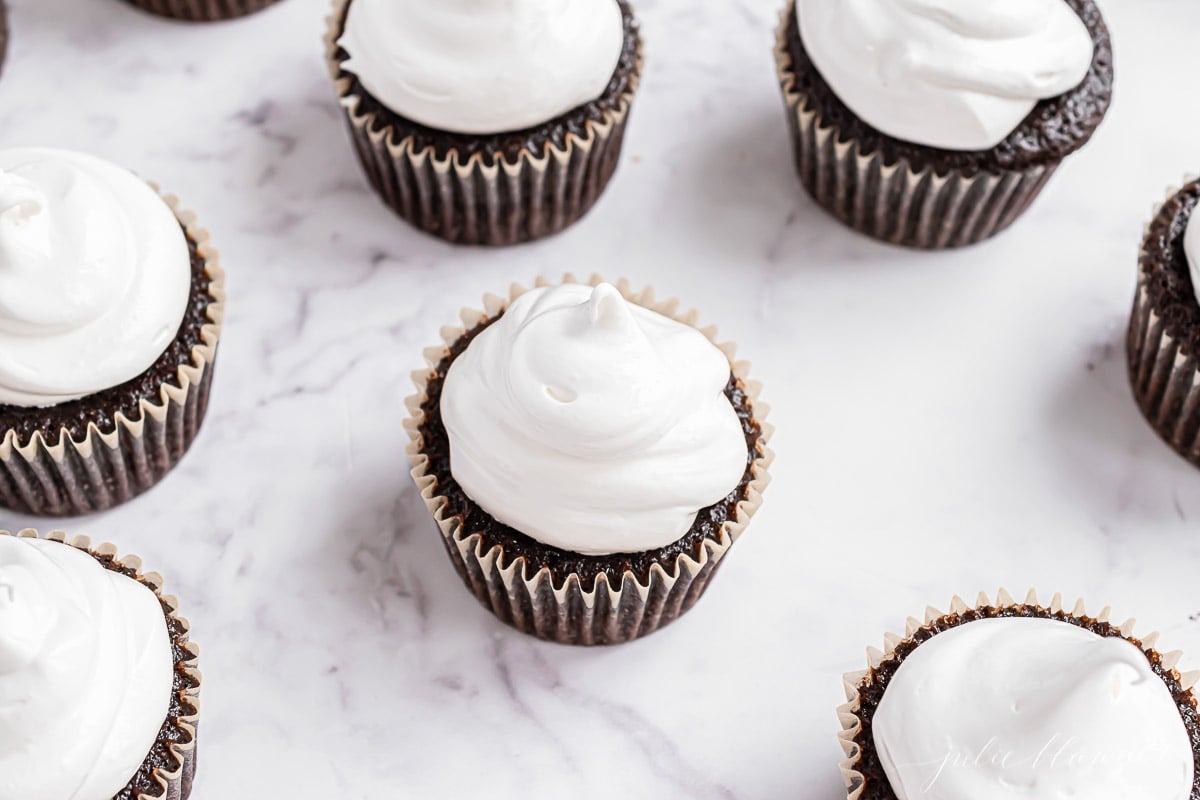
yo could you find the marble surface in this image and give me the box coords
[2,0,1199,798]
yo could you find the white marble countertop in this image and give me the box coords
[2,0,1199,797]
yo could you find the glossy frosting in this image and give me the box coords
[0,536,174,800]
[338,0,625,135]
[0,147,191,409]
[796,0,1095,151]
[440,283,749,555]
[1184,205,1200,309]
[872,616,1194,800]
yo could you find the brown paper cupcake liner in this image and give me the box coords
[0,193,225,517]
[324,0,643,246]
[774,2,1058,250]
[1128,179,1200,466]
[404,275,774,645]
[122,0,282,21]
[837,589,1200,799]
[2,528,202,800]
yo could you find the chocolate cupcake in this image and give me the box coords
[0,148,225,517]
[775,0,1113,249]
[0,528,201,800]
[121,0,283,22]
[325,0,643,246]
[0,2,8,75]
[404,276,773,645]
[838,590,1199,799]
[1129,178,1200,467]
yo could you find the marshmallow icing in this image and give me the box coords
[440,283,749,556]
[0,537,173,800]
[338,0,625,135]
[0,147,192,408]
[796,0,1095,151]
[1184,208,1200,309]
[872,616,1194,800]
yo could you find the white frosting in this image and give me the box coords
[1185,207,1200,309]
[0,537,173,800]
[796,0,1095,151]
[873,616,1194,800]
[0,147,191,408]
[338,0,625,135]
[440,283,749,556]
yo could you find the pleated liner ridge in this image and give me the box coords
[122,0,282,22]
[773,1,1058,250]
[324,0,644,246]
[0,194,225,517]
[404,275,774,646]
[835,590,1200,799]
[2,529,202,800]
[1128,180,1200,467]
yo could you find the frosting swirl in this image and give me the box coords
[0,536,173,800]
[873,617,1194,800]
[338,0,625,135]
[440,283,748,555]
[0,147,191,409]
[796,0,1095,151]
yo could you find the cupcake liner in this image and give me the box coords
[122,0,282,21]
[324,0,643,246]
[774,2,1058,250]
[0,193,225,517]
[2,528,202,800]
[1128,180,1200,466]
[404,275,774,645]
[836,589,1200,799]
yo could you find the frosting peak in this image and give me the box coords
[0,147,192,408]
[873,617,1194,800]
[796,0,1095,151]
[338,0,625,135]
[0,537,173,800]
[440,283,748,555]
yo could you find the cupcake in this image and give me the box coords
[0,2,8,75]
[775,0,1113,249]
[1129,179,1200,467]
[0,148,225,517]
[0,529,201,799]
[325,0,643,246]
[121,0,283,22]
[838,590,1198,798]
[404,276,773,645]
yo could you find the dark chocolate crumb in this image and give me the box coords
[1140,181,1200,359]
